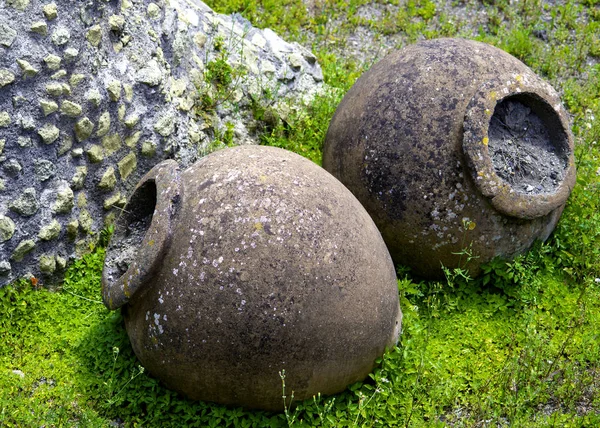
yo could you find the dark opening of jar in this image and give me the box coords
[103,179,157,283]
[488,93,569,195]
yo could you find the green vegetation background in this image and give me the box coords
[2,0,600,426]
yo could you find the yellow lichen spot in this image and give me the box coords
[482,137,489,146]
[148,239,155,246]
[484,108,491,116]
[259,175,268,183]
[489,91,497,100]
[254,222,263,231]
[515,74,522,82]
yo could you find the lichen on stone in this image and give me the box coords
[38,219,62,241]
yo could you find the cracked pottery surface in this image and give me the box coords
[323,38,576,279]
[102,145,402,410]
[0,0,324,285]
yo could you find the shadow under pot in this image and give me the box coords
[101,145,402,411]
[322,38,576,279]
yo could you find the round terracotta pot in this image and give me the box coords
[101,145,402,411]
[323,38,576,279]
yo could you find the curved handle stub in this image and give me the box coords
[102,160,181,310]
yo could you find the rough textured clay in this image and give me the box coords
[102,145,402,411]
[323,38,576,279]
[0,0,323,285]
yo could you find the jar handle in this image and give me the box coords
[102,160,181,310]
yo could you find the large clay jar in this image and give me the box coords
[323,38,576,279]
[101,145,402,411]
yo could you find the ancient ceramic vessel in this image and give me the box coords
[323,38,576,279]
[101,145,402,411]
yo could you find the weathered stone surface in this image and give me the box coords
[117,152,137,180]
[74,117,94,142]
[30,21,47,35]
[98,167,117,191]
[0,23,17,47]
[38,123,59,144]
[9,188,39,216]
[0,69,16,88]
[0,0,324,284]
[0,112,10,127]
[60,100,82,117]
[34,159,56,181]
[53,182,74,213]
[102,147,402,410]
[43,2,58,20]
[11,240,36,262]
[39,254,56,273]
[38,219,61,241]
[40,99,59,116]
[0,216,16,242]
[3,159,22,177]
[323,38,576,279]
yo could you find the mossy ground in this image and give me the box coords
[2,0,600,426]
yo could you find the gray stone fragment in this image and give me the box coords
[44,54,62,70]
[51,69,67,80]
[71,166,87,189]
[61,100,83,117]
[38,123,60,144]
[43,2,58,20]
[7,0,30,11]
[3,159,22,177]
[86,89,102,107]
[30,21,48,35]
[0,24,18,47]
[45,82,65,96]
[9,188,39,216]
[75,117,94,142]
[147,2,161,18]
[39,254,56,273]
[0,215,16,242]
[141,140,156,157]
[40,99,59,116]
[86,25,102,46]
[51,27,70,46]
[38,219,61,241]
[64,48,79,62]
[98,167,116,191]
[109,15,125,32]
[86,145,103,163]
[154,113,175,136]
[34,159,57,181]
[107,81,121,101]
[55,256,66,270]
[66,219,78,238]
[19,117,35,131]
[57,136,72,156]
[0,112,11,127]
[11,239,36,262]
[17,136,31,147]
[136,60,162,86]
[0,69,15,88]
[0,261,11,275]
[54,183,74,213]
[96,112,110,137]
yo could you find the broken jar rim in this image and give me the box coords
[101,160,181,310]
[462,72,576,220]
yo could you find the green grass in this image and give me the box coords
[2,0,600,426]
